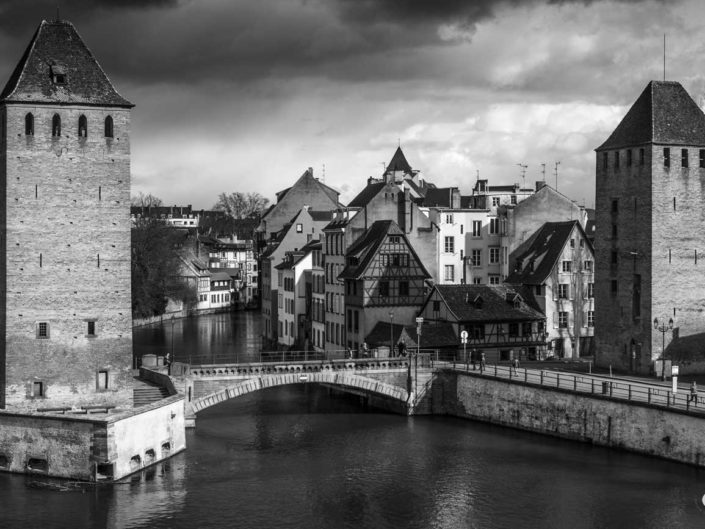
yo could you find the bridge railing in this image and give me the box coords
[446,362,704,414]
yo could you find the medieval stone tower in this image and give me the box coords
[0,20,133,410]
[595,81,705,373]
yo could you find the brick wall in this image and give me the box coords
[1,104,133,410]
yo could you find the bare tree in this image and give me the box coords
[131,192,163,208]
[213,192,269,219]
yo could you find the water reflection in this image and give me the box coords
[133,311,262,364]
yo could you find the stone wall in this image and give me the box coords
[432,370,705,467]
[1,104,133,411]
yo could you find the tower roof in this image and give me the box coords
[0,19,133,107]
[597,81,705,150]
[385,146,413,174]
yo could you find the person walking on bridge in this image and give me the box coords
[690,381,699,405]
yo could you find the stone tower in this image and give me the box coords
[594,81,705,373]
[0,20,134,410]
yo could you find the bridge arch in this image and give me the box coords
[190,371,410,413]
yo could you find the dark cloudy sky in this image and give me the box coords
[2,0,704,208]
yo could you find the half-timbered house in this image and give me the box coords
[419,284,546,363]
[338,220,431,353]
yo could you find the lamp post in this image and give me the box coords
[653,317,673,381]
[389,311,394,357]
[415,317,423,393]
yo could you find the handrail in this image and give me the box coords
[445,362,704,415]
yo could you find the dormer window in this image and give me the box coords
[50,64,66,85]
[78,115,87,138]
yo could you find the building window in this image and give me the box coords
[97,370,109,390]
[588,311,595,327]
[510,195,517,205]
[664,147,670,167]
[25,113,34,135]
[353,310,359,333]
[612,224,617,238]
[105,116,114,138]
[584,261,593,272]
[472,220,482,237]
[610,280,618,296]
[508,323,519,337]
[489,275,500,285]
[379,281,389,297]
[444,265,455,282]
[570,238,575,248]
[492,197,500,207]
[489,247,500,264]
[558,284,569,299]
[473,277,482,284]
[489,218,499,235]
[611,250,618,265]
[296,223,303,233]
[700,149,705,168]
[444,236,455,253]
[78,115,87,138]
[639,148,645,165]
[561,261,572,273]
[36,322,49,339]
[627,149,632,167]
[399,281,409,296]
[558,312,568,328]
[86,321,96,337]
[445,213,453,224]
[432,300,440,313]
[32,381,44,397]
[682,149,689,168]
[602,152,608,170]
[611,198,619,214]
[52,114,61,137]
[614,151,620,169]
[471,249,481,267]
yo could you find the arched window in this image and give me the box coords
[52,114,61,137]
[78,115,87,138]
[25,113,34,135]
[104,115,113,138]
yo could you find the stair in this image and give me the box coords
[133,378,170,407]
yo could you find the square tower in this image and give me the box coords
[0,20,134,410]
[595,81,705,373]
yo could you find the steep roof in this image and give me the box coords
[348,182,386,208]
[385,146,413,174]
[1,19,132,107]
[421,187,455,207]
[505,221,589,285]
[597,81,705,150]
[433,284,544,323]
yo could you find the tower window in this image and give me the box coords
[639,148,645,165]
[700,149,705,168]
[611,198,619,214]
[626,149,632,167]
[602,152,608,170]
[614,151,620,169]
[104,115,114,138]
[32,381,45,398]
[52,114,61,137]
[78,115,87,138]
[664,148,670,167]
[87,320,96,337]
[25,113,34,135]
[97,370,109,390]
[36,322,50,339]
[682,149,688,168]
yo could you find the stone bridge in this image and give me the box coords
[176,357,435,425]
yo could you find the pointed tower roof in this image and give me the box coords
[0,19,133,107]
[597,81,705,150]
[385,146,413,174]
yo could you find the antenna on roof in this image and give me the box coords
[398,137,401,148]
[322,163,325,183]
[554,161,561,190]
[541,163,546,184]
[517,163,528,188]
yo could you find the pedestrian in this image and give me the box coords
[511,356,519,375]
[347,347,353,359]
[480,352,486,373]
[398,341,406,358]
[690,381,699,405]
[471,349,477,370]
[362,342,369,358]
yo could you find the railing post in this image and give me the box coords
[494,364,497,376]
[540,370,544,385]
[609,383,613,397]
[556,374,560,388]
[591,379,594,394]
[573,376,577,392]
[509,365,512,380]
[666,392,670,407]
[628,385,631,401]
[524,369,527,383]
[648,387,651,404]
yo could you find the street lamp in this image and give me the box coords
[653,317,673,381]
[389,311,394,357]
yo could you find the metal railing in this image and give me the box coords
[446,362,704,414]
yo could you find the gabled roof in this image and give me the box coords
[597,81,705,150]
[348,182,386,208]
[433,284,544,323]
[385,147,413,174]
[505,220,591,285]
[421,187,455,207]
[1,20,133,107]
[338,220,430,280]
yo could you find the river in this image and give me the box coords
[1,312,704,528]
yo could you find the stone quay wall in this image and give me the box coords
[430,370,705,467]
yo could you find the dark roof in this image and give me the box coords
[400,323,458,349]
[505,221,585,285]
[365,321,407,348]
[348,182,386,208]
[339,220,430,281]
[1,20,132,107]
[597,81,705,150]
[667,332,705,361]
[422,187,455,207]
[385,147,413,174]
[211,271,232,281]
[309,210,334,222]
[433,284,544,323]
